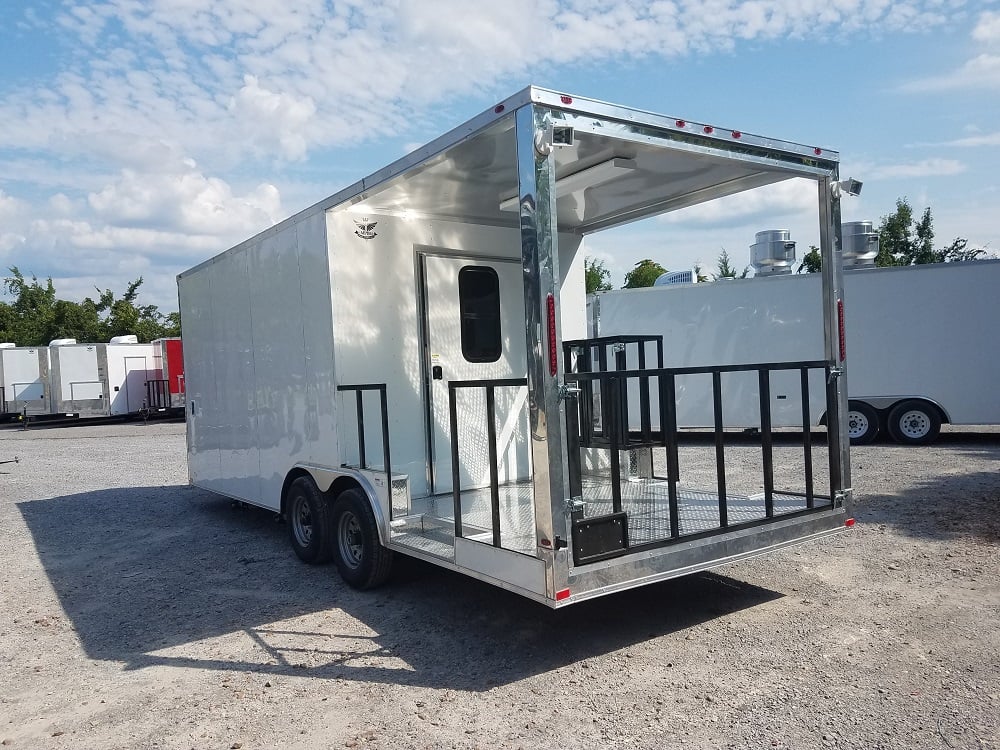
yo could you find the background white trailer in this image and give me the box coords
[48,340,109,416]
[179,86,853,606]
[595,259,1000,444]
[105,337,156,416]
[0,345,50,417]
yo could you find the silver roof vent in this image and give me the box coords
[750,230,796,276]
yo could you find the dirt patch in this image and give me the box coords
[1,423,997,749]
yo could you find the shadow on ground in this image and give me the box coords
[19,486,781,689]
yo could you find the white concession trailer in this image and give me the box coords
[0,344,50,418]
[178,87,854,606]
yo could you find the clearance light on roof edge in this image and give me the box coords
[498,158,637,211]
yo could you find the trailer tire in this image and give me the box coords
[331,489,394,590]
[886,400,941,445]
[846,401,880,445]
[286,476,334,564]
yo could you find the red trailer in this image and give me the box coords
[146,338,185,416]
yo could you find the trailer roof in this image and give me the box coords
[180,86,840,277]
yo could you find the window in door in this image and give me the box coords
[458,266,502,363]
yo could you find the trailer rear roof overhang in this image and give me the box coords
[335,86,840,235]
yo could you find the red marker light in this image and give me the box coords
[845,518,856,527]
[494,104,505,114]
[560,95,573,104]
[703,125,714,134]
[837,299,846,361]
[732,130,742,139]
[555,588,571,601]
[547,293,558,376]
[814,147,823,155]
[675,119,686,128]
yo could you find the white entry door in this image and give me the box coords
[422,254,531,495]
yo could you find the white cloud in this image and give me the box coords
[900,53,1000,92]
[0,0,978,309]
[660,179,817,227]
[941,132,1000,147]
[863,158,967,179]
[87,159,282,235]
[972,10,1000,43]
[900,9,1000,92]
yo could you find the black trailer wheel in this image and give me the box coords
[846,401,880,445]
[286,476,333,564]
[331,489,393,590]
[886,400,941,445]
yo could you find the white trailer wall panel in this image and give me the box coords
[598,273,826,428]
[49,344,107,415]
[327,211,583,498]
[179,266,222,486]
[842,261,1000,425]
[1,347,50,415]
[250,211,339,507]
[597,259,1000,429]
[105,343,155,415]
[181,210,337,509]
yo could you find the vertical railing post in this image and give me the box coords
[800,368,814,509]
[608,376,623,514]
[638,342,651,442]
[659,373,680,539]
[448,385,463,539]
[355,390,367,469]
[485,386,502,548]
[758,369,774,518]
[712,371,728,528]
[564,383,583,500]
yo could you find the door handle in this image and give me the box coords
[432,365,443,380]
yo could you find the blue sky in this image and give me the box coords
[1,0,998,313]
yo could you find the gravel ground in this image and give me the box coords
[0,421,997,750]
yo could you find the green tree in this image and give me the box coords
[693,263,709,283]
[876,198,976,267]
[584,256,613,294]
[2,268,179,345]
[2,268,57,345]
[623,259,668,288]
[798,246,822,273]
[95,277,174,342]
[713,249,749,279]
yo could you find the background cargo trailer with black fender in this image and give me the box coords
[178,87,854,607]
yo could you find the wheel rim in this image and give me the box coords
[847,410,871,440]
[338,511,364,570]
[291,495,313,548]
[897,410,931,439]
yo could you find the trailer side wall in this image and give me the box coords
[180,210,338,509]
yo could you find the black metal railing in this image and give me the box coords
[145,379,170,409]
[448,378,528,548]
[563,334,834,563]
[337,384,392,477]
[564,335,664,449]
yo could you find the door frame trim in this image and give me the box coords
[415,246,522,495]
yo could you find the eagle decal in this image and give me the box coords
[354,219,378,240]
